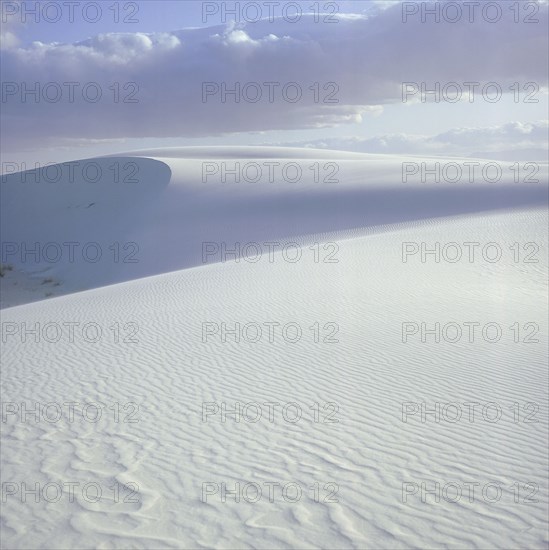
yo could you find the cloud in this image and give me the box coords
[272,121,549,160]
[1,2,548,150]
[0,0,24,50]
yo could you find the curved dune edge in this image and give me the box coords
[1,148,547,309]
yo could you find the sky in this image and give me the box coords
[1,0,548,166]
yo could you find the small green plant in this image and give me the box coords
[0,264,14,278]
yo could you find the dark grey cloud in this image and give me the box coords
[1,2,547,149]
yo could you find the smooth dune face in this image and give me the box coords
[1,148,547,307]
[1,146,548,548]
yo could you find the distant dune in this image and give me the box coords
[1,147,547,307]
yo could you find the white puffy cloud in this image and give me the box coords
[1,2,547,150]
[0,0,24,50]
[272,121,549,160]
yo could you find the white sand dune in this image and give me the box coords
[1,148,547,548]
[1,147,547,307]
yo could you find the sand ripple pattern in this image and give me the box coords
[1,209,547,549]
